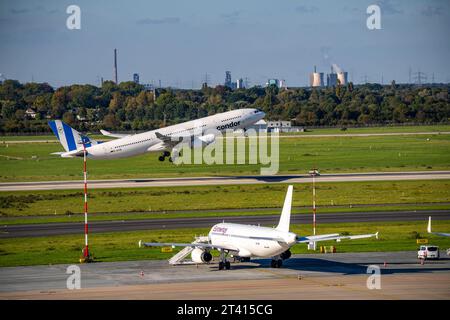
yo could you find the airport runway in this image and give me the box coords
[0,251,449,299]
[2,209,449,238]
[1,131,449,144]
[1,170,449,191]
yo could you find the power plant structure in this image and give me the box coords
[133,73,139,84]
[310,66,324,87]
[237,78,244,89]
[225,71,232,88]
[327,66,338,87]
[337,71,348,85]
[114,49,118,84]
[326,65,348,87]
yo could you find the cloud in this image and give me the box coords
[342,6,362,14]
[10,6,56,15]
[376,0,402,15]
[220,10,240,24]
[10,8,30,14]
[421,5,443,17]
[136,17,180,25]
[295,5,319,14]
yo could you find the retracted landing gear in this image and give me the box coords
[218,250,231,270]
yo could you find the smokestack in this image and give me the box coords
[114,49,118,84]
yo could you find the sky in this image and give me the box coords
[0,0,449,88]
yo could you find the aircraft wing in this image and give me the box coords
[154,132,187,149]
[138,240,239,252]
[431,232,450,237]
[297,232,378,243]
[100,129,130,139]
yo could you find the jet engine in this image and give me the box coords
[190,134,216,148]
[191,248,213,263]
[280,249,292,260]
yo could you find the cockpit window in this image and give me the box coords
[254,109,263,113]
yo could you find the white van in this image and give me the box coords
[418,245,440,259]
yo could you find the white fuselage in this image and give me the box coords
[85,108,265,159]
[208,223,297,258]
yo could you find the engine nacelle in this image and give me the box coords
[191,134,215,148]
[191,248,213,263]
[280,249,292,260]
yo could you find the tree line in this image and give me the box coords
[0,79,449,134]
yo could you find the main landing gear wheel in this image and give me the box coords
[158,151,172,162]
[219,262,224,270]
[271,259,283,268]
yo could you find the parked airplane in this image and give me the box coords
[427,216,450,237]
[48,108,265,161]
[139,185,378,270]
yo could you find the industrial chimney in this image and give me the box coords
[114,49,118,84]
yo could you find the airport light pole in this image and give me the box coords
[82,141,91,262]
[308,168,318,251]
[312,169,316,236]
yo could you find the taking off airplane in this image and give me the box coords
[48,108,265,162]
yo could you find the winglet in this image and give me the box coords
[138,240,142,248]
[275,185,293,232]
[427,216,432,233]
[375,232,379,240]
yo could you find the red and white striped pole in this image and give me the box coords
[83,143,89,259]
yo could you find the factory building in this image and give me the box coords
[237,78,244,89]
[133,73,139,84]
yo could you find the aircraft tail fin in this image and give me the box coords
[276,185,293,232]
[48,120,97,152]
[427,216,432,233]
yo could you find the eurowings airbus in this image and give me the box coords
[139,185,379,270]
[48,108,265,161]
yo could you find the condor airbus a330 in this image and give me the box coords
[139,185,379,270]
[48,108,265,162]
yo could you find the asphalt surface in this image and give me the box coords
[1,209,449,238]
[1,170,449,191]
[1,131,449,144]
[1,251,449,299]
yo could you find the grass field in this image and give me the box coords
[1,125,449,142]
[0,180,449,219]
[1,220,449,267]
[0,133,449,182]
